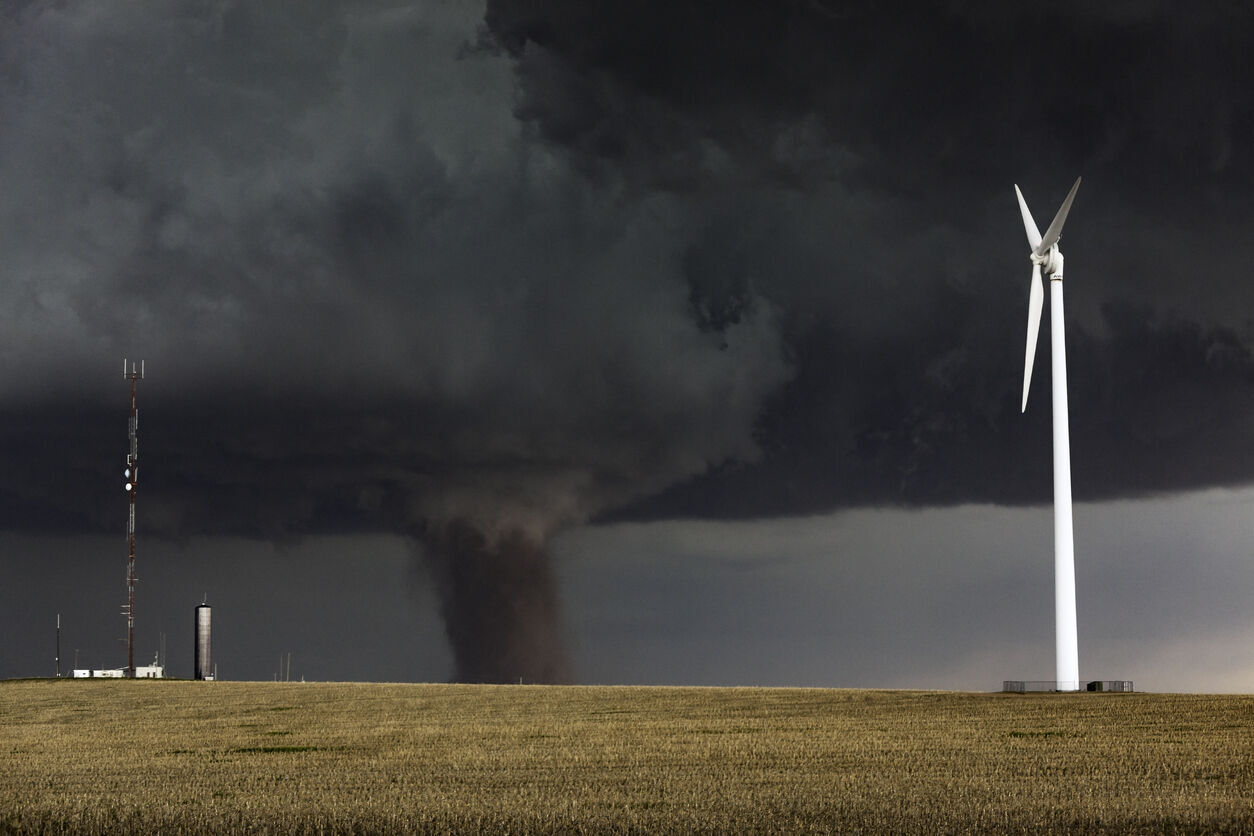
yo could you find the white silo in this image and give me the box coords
[194,602,213,681]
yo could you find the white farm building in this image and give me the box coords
[72,654,165,678]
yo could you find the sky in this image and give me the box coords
[1,1,1252,690]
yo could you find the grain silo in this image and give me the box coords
[194,601,213,680]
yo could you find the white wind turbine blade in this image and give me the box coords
[1021,262,1043,413]
[1033,176,1081,258]
[1014,184,1042,251]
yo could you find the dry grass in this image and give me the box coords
[2,680,1252,833]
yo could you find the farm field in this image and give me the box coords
[2,680,1252,833]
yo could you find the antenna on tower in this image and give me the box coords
[121,359,146,678]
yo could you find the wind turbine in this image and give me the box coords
[1015,176,1082,692]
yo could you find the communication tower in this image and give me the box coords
[122,359,144,678]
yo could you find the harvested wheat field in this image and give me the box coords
[1,679,1252,833]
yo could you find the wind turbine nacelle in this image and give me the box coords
[1033,244,1064,279]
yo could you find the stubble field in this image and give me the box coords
[1,680,1252,833]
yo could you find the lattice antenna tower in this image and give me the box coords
[122,359,145,678]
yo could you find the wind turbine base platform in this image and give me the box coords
[1002,680,1134,693]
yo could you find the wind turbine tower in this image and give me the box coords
[1015,178,1081,691]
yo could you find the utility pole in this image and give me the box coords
[122,359,144,678]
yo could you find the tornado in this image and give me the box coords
[419,519,571,684]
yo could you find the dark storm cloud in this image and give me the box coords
[0,1,788,528]
[485,1,1254,194]
[6,0,1250,529]
[3,2,1254,679]
[484,0,1254,514]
